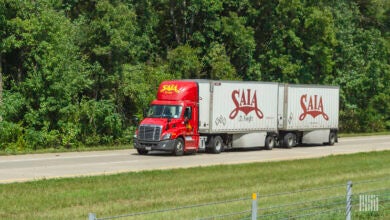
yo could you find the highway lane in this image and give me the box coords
[1,135,389,183]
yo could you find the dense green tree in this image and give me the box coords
[259,0,338,84]
[167,44,202,79]
[353,0,389,30]
[202,42,238,80]
[120,64,174,115]
[0,0,92,150]
[331,1,390,132]
[0,0,389,150]
[75,0,141,99]
[220,12,255,79]
[0,1,5,121]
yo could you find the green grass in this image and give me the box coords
[0,144,132,156]
[0,151,389,219]
[339,131,390,137]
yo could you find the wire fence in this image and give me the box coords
[89,177,390,220]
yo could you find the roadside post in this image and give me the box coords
[89,213,96,220]
[252,193,257,220]
[346,181,352,220]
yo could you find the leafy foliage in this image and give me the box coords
[0,0,389,149]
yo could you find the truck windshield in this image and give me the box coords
[147,105,182,119]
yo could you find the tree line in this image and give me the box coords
[0,0,389,152]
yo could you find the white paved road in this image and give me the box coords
[1,135,389,183]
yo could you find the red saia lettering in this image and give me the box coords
[299,94,329,121]
[229,89,263,119]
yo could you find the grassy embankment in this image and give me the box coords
[0,151,389,219]
[339,131,390,137]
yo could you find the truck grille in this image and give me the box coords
[138,125,162,141]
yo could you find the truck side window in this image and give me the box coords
[184,107,192,119]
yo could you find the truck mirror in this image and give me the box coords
[142,109,147,118]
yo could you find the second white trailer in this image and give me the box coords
[277,84,339,148]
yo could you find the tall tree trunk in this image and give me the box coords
[182,0,187,43]
[169,0,181,44]
[0,53,3,122]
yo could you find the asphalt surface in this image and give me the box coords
[1,135,389,183]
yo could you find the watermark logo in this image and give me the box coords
[299,94,329,121]
[359,194,379,212]
[229,89,263,119]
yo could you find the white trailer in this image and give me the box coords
[198,81,279,150]
[277,84,339,148]
[197,81,339,151]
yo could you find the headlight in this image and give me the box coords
[161,133,171,140]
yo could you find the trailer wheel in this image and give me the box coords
[137,149,149,155]
[209,136,223,154]
[265,136,275,150]
[328,132,336,146]
[283,133,296,148]
[173,138,184,156]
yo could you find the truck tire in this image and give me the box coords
[173,138,184,156]
[208,136,223,154]
[283,133,296,148]
[137,149,149,155]
[328,132,336,146]
[265,136,275,150]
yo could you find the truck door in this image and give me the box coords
[183,106,199,150]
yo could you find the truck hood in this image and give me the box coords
[139,117,184,136]
[140,117,169,127]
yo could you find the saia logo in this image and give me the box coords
[160,84,180,94]
[229,89,263,119]
[299,94,329,121]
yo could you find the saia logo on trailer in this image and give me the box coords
[299,94,329,121]
[229,89,263,119]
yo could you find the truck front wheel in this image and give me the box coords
[208,136,223,154]
[173,138,184,156]
[137,149,149,155]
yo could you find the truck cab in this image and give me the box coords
[134,81,200,155]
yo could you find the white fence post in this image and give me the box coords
[346,181,352,220]
[252,193,257,220]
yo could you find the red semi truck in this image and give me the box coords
[134,80,339,155]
